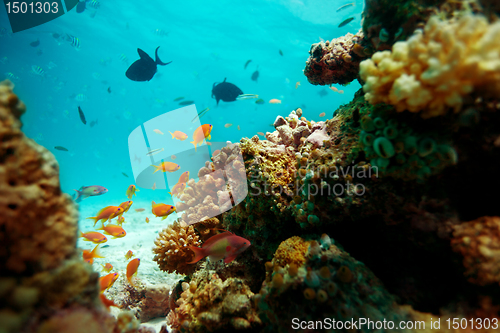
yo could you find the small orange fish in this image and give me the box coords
[135,208,145,212]
[269,99,281,104]
[97,224,127,238]
[169,130,188,141]
[101,263,113,273]
[171,154,177,160]
[237,125,240,130]
[99,293,119,309]
[152,201,176,220]
[177,171,189,184]
[151,161,180,173]
[295,81,300,89]
[80,231,107,244]
[100,272,119,292]
[118,200,133,214]
[152,182,156,190]
[127,258,140,287]
[145,217,150,223]
[125,185,139,199]
[224,123,233,128]
[168,182,186,198]
[257,132,265,136]
[319,112,326,117]
[191,124,213,151]
[338,90,344,94]
[125,250,135,260]
[82,244,105,264]
[87,206,123,227]
[116,215,125,226]
[153,129,164,135]
[329,86,338,92]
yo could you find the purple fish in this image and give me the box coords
[73,185,108,203]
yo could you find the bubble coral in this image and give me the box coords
[451,216,500,286]
[360,14,500,118]
[152,220,201,275]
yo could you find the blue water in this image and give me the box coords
[0,0,362,205]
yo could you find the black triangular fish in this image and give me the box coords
[251,70,259,82]
[125,46,172,82]
[78,106,86,124]
[211,78,243,105]
[76,0,86,13]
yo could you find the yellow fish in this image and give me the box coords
[125,250,135,260]
[191,124,213,151]
[118,200,133,214]
[295,81,300,89]
[169,130,188,141]
[151,201,176,220]
[126,185,139,199]
[101,263,113,273]
[151,161,180,173]
[153,129,164,135]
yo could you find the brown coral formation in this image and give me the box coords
[152,220,201,275]
[114,282,170,323]
[304,30,371,85]
[360,14,500,118]
[451,216,500,286]
[167,270,261,333]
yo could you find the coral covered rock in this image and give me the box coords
[452,216,500,286]
[360,14,500,118]
[304,30,370,85]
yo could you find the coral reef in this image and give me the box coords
[167,269,261,333]
[452,216,500,286]
[360,14,500,118]
[304,30,371,85]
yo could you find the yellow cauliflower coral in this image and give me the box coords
[360,14,500,118]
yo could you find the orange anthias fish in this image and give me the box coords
[177,171,189,184]
[145,217,150,223]
[82,244,105,264]
[319,112,326,117]
[295,81,301,89]
[151,161,180,173]
[101,263,113,273]
[127,258,140,287]
[116,215,125,226]
[153,129,164,135]
[169,130,188,141]
[126,185,139,199]
[100,272,119,292]
[125,250,135,260]
[151,201,176,220]
[191,124,213,151]
[169,182,186,198]
[97,224,126,238]
[188,231,251,264]
[135,208,145,212]
[87,206,123,227]
[99,293,119,309]
[79,231,107,244]
[269,99,282,104]
[119,200,133,213]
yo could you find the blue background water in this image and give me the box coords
[0,0,362,206]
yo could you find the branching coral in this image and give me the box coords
[451,216,500,286]
[153,220,201,275]
[360,14,500,118]
[304,30,371,85]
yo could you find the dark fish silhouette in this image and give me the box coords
[279,49,283,56]
[54,146,68,151]
[318,89,328,97]
[78,106,87,124]
[125,46,171,82]
[211,78,243,105]
[338,17,354,27]
[122,172,129,178]
[107,86,111,93]
[30,39,40,47]
[52,33,60,39]
[244,59,252,69]
[251,70,259,82]
[179,100,194,106]
[76,0,86,13]
[89,119,98,127]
